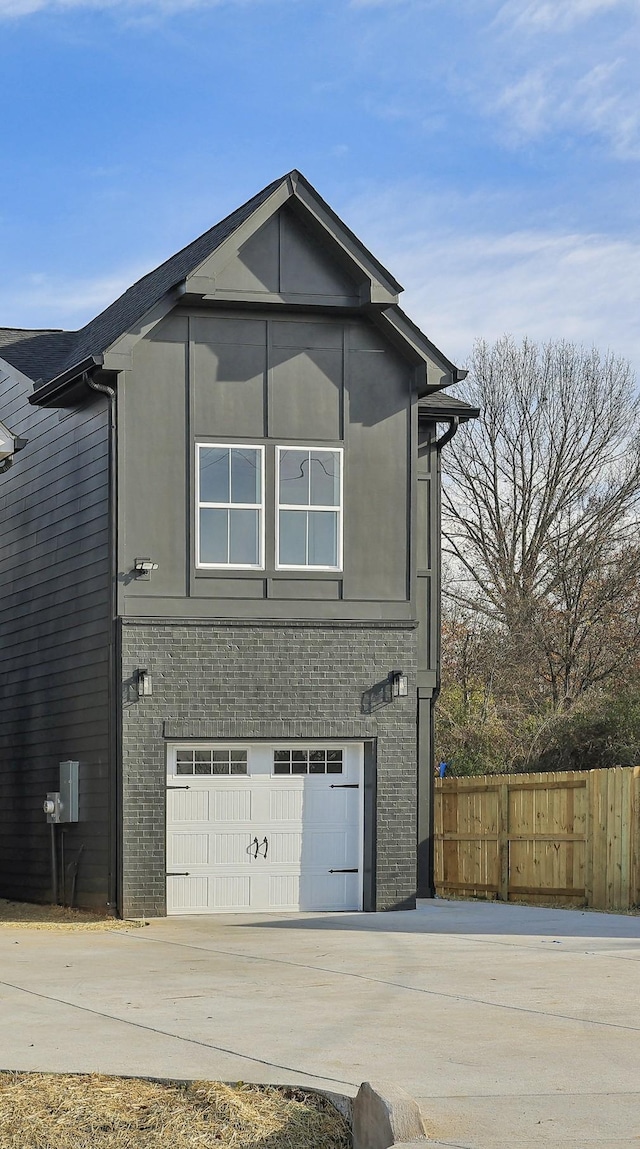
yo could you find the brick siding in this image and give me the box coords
[120,619,417,917]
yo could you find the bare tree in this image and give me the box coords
[443,336,640,709]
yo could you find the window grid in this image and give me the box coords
[276,446,343,571]
[273,749,343,776]
[175,749,248,776]
[196,444,265,569]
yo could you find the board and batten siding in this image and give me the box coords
[117,309,415,619]
[0,369,112,910]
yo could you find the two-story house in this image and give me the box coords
[0,171,477,918]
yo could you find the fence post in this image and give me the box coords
[633,767,640,909]
[498,782,509,901]
[584,771,594,908]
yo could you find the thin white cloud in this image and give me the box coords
[347,188,640,373]
[0,0,276,15]
[0,267,148,328]
[487,0,640,157]
[496,0,630,32]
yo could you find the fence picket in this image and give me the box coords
[434,767,639,912]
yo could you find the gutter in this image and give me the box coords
[29,355,104,406]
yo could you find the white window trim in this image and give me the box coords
[196,443,265,569]
[275,445,344,571]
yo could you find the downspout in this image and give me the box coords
[85,374,120,916]
[423,414,460,896]
[434,416,459,451]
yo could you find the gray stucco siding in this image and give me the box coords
[119,619,417,917]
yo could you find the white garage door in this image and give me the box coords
[166,743,363,914]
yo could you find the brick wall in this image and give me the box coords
[120,619,418,916]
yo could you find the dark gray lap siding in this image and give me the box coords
[120,620,417,916]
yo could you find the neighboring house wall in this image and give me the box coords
[0,370,112,909]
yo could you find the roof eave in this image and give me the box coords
[29,355,104,406]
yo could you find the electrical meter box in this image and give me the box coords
[58,761,79,822]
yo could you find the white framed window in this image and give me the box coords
[276,446,343,570]
[196,444,265,568]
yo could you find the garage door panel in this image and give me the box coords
[269,789,303,822]
[167,875,208,912]
[268,831,302,864]
[305,830,352,866]
[210,875,251,910]
[168,833,209,866]
[212,789,252,822]
[300,873,358,912]
[269,874,299,909]
[304,787,355,823]
[168,790,209,822]
[212,832,254,865]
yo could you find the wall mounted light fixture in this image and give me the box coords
[390,671,408,698]
[136,668,152,698]
[134,557,159,580]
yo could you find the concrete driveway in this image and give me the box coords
[0,899,638,1149]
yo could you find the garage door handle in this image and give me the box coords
[167,872,190,876]
[330,784,359,789]
[328,868,358,874]
[168,785,190,790]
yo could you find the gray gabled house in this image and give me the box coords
[0,171,477,918]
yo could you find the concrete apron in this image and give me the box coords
[0,899,638,1148]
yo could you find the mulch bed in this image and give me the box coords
[0,900,145,931]
[0,1073,352,1148]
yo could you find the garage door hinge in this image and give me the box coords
[330,783,359,789]
[328,868,359,873]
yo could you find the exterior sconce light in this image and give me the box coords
[134,557,159,580]
[0,419,27,474]
[136,668,152,698]
[390,671,408,698]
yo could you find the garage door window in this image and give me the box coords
[175,748,248,775]
[273,748,343,775]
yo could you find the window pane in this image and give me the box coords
[212,761,229,775]
[327,762,343,774]
[279,449,309,505]
[229,509,259,565]
[308,511,337,567]
[231,449,260,504]
[200,508,228,564]
[200,447,229,503]
[212,751,230,763]
[230,760,248,775]
[176,761,193,775]
[309,750,325,762]
[195,761,213,775]
[292,762,308,774]
[279,510,307,566]
[274,750,290,763]
[274,763,290,775]
[309,762,325,774]
[292,750,306,763]
[310,451,340,506]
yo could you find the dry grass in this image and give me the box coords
[0,900,146,931]
[0,1073,351,1149]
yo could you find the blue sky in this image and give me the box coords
[1,0,639,372]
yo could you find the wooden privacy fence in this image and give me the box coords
[434,766,640,911]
